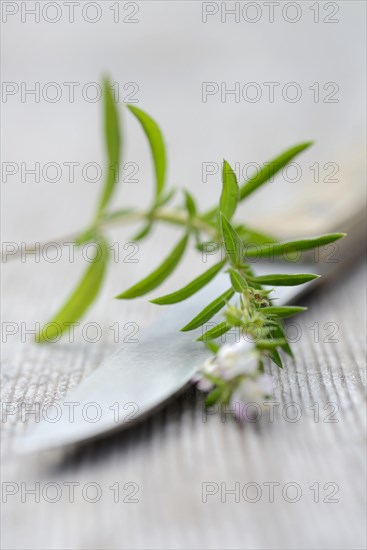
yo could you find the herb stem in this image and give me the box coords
[2,207,217,262]
[100,208,217,236]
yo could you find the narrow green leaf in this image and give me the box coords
[127,104,166,199]
[228,268,248,292]
[249,273,320,286]
[261,306,307,318]
[184,190,197,218]
[116,234,188,299]
[256,339,287,350]
[132,221,153,241]
[204,372,226,387]
[219,160,239,220]
[205,341,220,354]
[156,188,176,207]
[244,233,346,258]
[151,260,225,305]
[36,237,109,342]
[269,348,284,368]
[96,78,121,215]
[205,387,222,406]
[181,288,234,332]
[196,322,231,342]
[239,142,313,201]
[76,227,98,246]
[202,142,313,219]
[272,322,294,358]
[224,311,243,327]
[220,214,243,265]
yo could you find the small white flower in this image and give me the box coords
[194,357,218,392]
[196,377,214,392]
[193,358,219,392]
[194,342,267,396]
[217,340,258,379]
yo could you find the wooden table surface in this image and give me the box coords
[1,245,366,549]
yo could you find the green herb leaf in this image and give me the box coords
[239,142,313,201]
[220,214,243,265]
[132,221,153,241]
[127,104,166,199]
[269,348,284,368]
[181,288,234,331]
[156,188,176,207]
[151,260,225,305]
[219,160,239,220]
[260,306,307,318]
[244,233,346,258]
[271,322,294,358]
[205,341,220,354]
[36,237,109,342]
[116,234,188,299]
[184,190,197,218]
[202,142,313,219]
[196,322,231,342]
[228,268,248,292]
[249,273,320,286]
[204,372,226,387]
[205,387,222,406]
[256,339,287,350]
[96,78,121,216]
[76,227,98,246]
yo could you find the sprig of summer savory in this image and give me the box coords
[34,77,345,416]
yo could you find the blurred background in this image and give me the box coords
[1,2,366,549]
[2,0,366,240]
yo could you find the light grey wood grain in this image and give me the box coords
[1,250,366,550]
